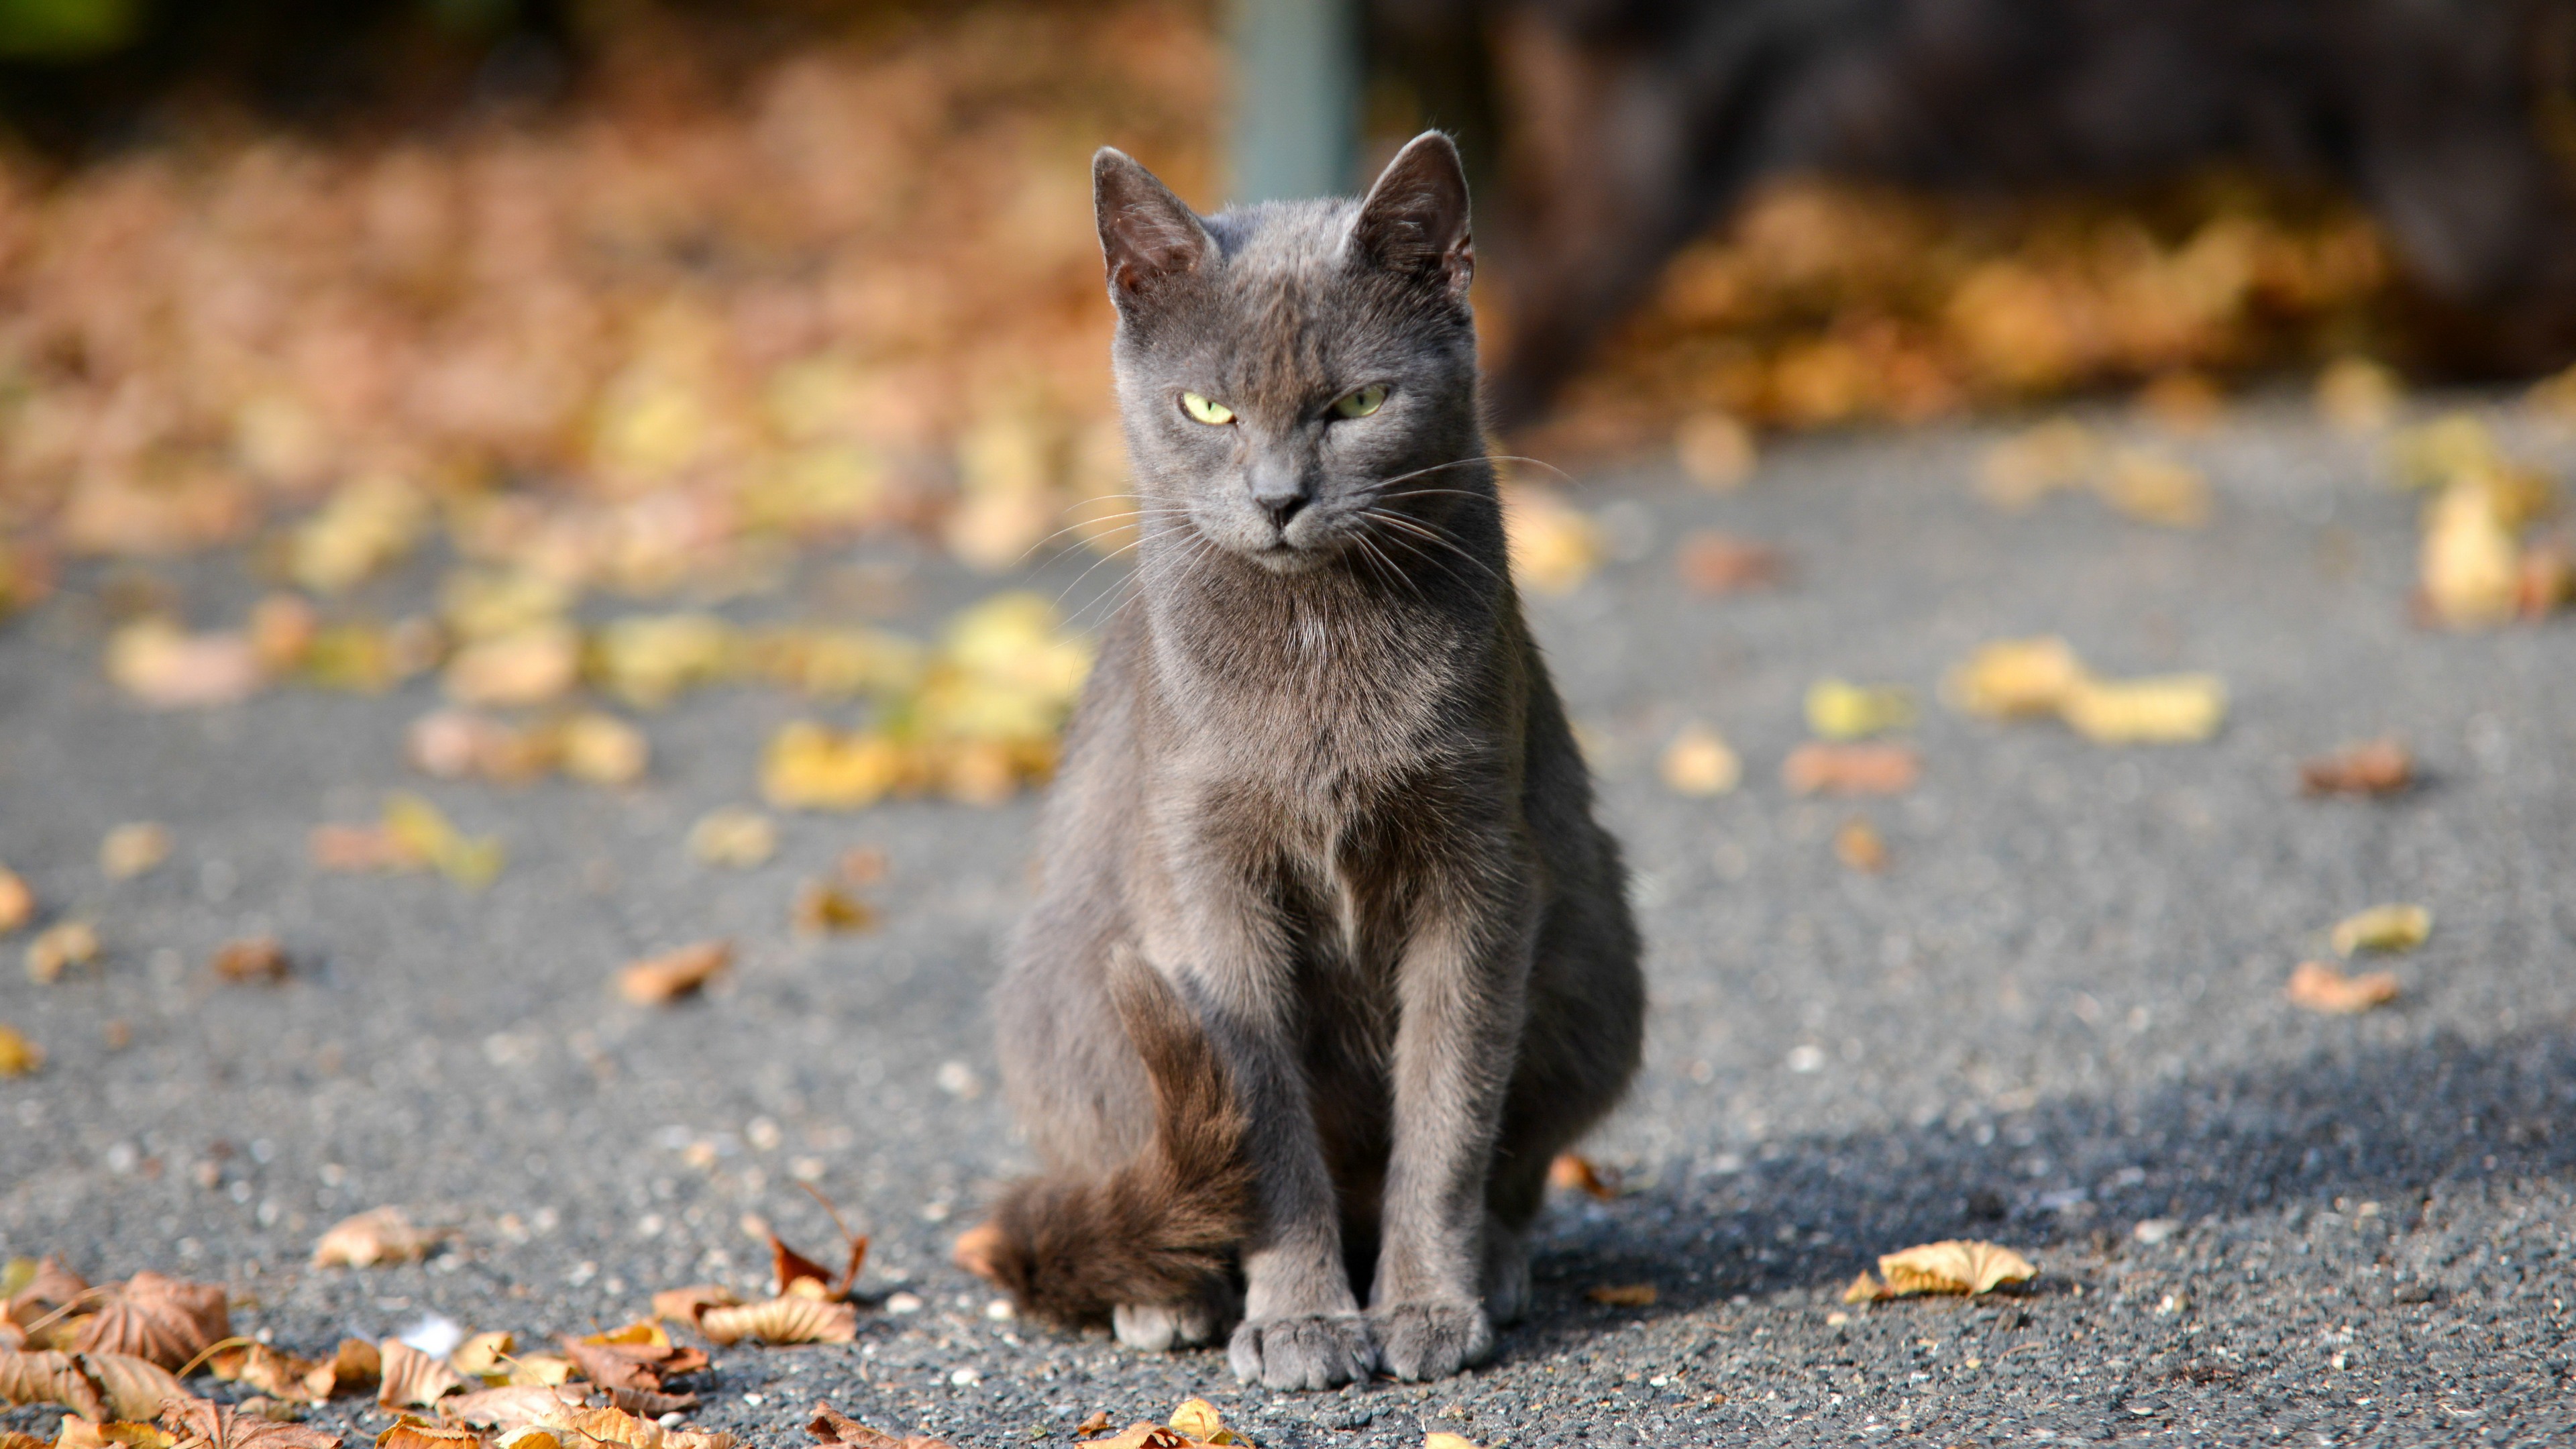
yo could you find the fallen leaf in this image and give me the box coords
[1658,727,1740,796]
[2096,449,2211,527]
[443,623,581,708]
[232,1401,305,1426]
[806,1403,955,1449]
[2137,371,2224,433]
[1833,818,1887,873]
[372,1420,480,1449]
[447,1333,514,1379]
[1546,1154,1618,1201]
[1782,743,1920,796]
[1423,1437,1483,1449]
[313,1209,445,1269]
[83,1355,189,1420]
[209,1344,331,1405]
[404,710,537,784]
[1165,1400,1241,1444]
[1978,420,2097,508]
[247,596,320,675]
[58,1419,177,1449]
[1501,486,1601,596]
[327,1341,379,1395]
[2058,674,2226,745]
[307,825,423,873]
[1585,1284,1655,1307]
[73,1275,229,1371]
[1805,680,1915,740]
[2298,739,2412,796]
[1674,531,1786,594]
[555,1326,702,1395]
[2286,961,2401,1014]
[2330,904,2431,956]
[647,1287,738,1325]
[375,1342,462,1410]
[1075,1428,1187,1449]
[161,1396,343,1449]
[557,714,649,786]
[0,868,32,932]
[5,1259,89,1325]
[662,1432,737,1449]
[106,623,262,709]
[290,476,427,595]
[382,795,505,890]
[835,849,888,886]
[1072,1415,1112,1438]
[100,825,172,881]
[209,938,289,985]
[27,922,101,985]
[2420,474,2526,627]
[604,1387,699,1419]
[0,1349,107,1419]
[1943,637,2085,718]
[1840,1272,1892,1305]
[1875,1240,2036,1297]
[616,942,731,1006]
[440,1386,584,1430]
[537,1405,663,1449]
[2315,356,2399,433]
[686,809,776,869]
[0,1025,44,1077]
[1674,412,1757,490]
[791,882,875,936]
[759,724,905,812]
[693,1297,856,1348]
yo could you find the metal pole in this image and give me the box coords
[1228,0,1360,204]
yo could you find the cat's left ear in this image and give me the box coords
[1351,131,1473,302]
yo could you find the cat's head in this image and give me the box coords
[1093,133,1488,576]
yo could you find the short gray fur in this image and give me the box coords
[988,133,1646,1389]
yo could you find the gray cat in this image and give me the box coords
[959,133,1644,1391]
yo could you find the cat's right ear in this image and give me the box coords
[1094,149,1212,309]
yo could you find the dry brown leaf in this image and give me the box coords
[312,1209,445,1269]
[376,1342,463,1410]
[2286,961,2401,1014]
[616,942,731,1006]
[210,938,289,985]
[160,1397,343,1449]
[307,825,423,873]
[1586,1284,1656,1307]
[1674,532,1785,594]
[213,1344,332,1405]
[56,1419,176,1449]
[447,1333,514,1379]
[1805,680,1915,740]
[768,1225,866,1301]
[73,1275,228,1372]
[1876,1240,2036,1297]
[441,1386,584,1430]
[2298,739,2413,796]
[603,1387,698,1419]
[647,1287,738,1325]
[693,1297,856,1348]
[27,922,101,985]
[806,1403,955,1449]
[1072,1415,1113,1438]
[0,1431,38,1449]
[5,1259,89,1324]
[554,1325,702,1394]
[0,1348,107,1419]
[372,1420,481,1449]
[0,1024,44,1077]
[83,1355,189,1421]
[107,623,263,710]
[661,1433,735,1449]
[327,1340,379,1395]
[1834,818,1888,873]
[557,714,650,787]
[948,1223,1006,1284]
[1165,1399,1242,1444]
[1658,727,1739,796]
[232,1400,307,1426]
[442,624,580,708]
[2330,904,2432,956]
[1075,1428,1188,1449]
[1782,743,1920,796]
[791,882,876,936]
[0,868,32,932]
[537,1406,661,1449]
[100,825,172,881]
[1841,1271,1892,1305]
[2096,449,2212,527]
[1546,1154,1618,1201]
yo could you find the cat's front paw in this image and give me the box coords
[1227,1313,1377,1391]
[1368,1300,1494,1382]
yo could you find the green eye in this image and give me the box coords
[1180,392,1234,425]
[1331,384,1387,419]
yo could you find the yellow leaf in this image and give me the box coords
[686,809,775,869]
[0,1025,41,1077]
[1804,680,1914,739]
[761,724,904,812]
[555,713,649,786]
[1658,727,1739,796]
[1165,1399,1236,1444]
[0,867,32,932]
[1977,419,2096,509]
[26,922,101,985]
[2096,449,2211,528]
[2420,476,2524,628]
[443,623,580,708]
[1943,637,2085,718]
[1840,1272,1890,1305]
[106,622,262,710]
[99,824,172,881]
[1501,486,1601,596]
[692,1296,855,1347]
[791,882,875,936]
[382,795,504,890]
[2058,674,2226,744]
[2330,904,2430,957]
[2315,356,2398,433]
[594,614,738,709]
[1422,1436,1482,1449]
[447,1334,513,1379]
[1875,1240,2035,1297]
[291,476,428,594]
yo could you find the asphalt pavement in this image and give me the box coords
[5,396,2575,1446]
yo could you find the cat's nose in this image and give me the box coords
[1248,472,1311,530]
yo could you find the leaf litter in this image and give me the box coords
[1842,1240,2037,1302]
[1945,637,2224,743]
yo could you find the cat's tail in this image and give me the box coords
[953,957,1250,1330]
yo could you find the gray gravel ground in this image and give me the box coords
[5,396,2576,1447]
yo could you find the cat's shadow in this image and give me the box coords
[1510,1022,2575,1343]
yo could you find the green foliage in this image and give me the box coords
[0,0,141,58]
